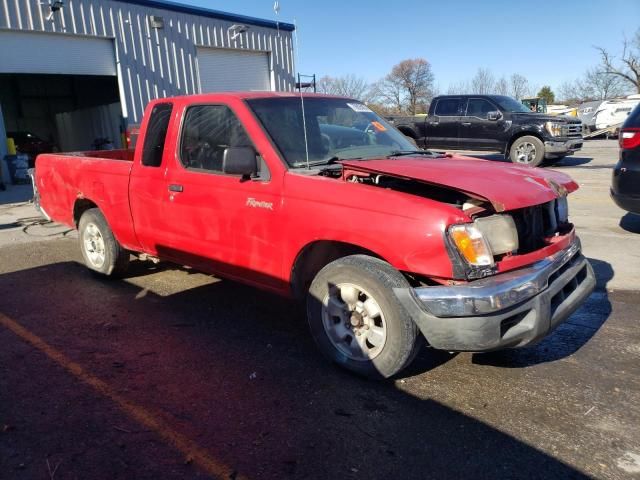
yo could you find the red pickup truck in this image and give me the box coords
[34,92,595,378]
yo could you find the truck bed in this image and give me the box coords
[36,149,140,250]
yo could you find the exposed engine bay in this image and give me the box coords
[319,166,491,214]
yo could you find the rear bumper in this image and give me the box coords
[544,138,583,157]
[611,189,640,214]
[395,238,595,351]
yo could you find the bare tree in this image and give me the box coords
[495,76,509,95]
[558,68,629,103]
[596,28,640,94]
[390,58,435,114]
[370,58,435,114]
[558,81,581,104]
[509,73,530,99]
[470,68,495,94]
[369,77,404,114]
[446,81,469,94]
[317,74,371,101]
[582,68,628,99]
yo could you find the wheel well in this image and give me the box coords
[506,131,544,157]
[290,241,382,300]
[73,199,98,226]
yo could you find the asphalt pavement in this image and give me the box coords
[0,140,638,479]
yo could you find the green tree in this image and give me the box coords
[537,85,555,104]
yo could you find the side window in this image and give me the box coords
[141,103,172,167]
[434,98,462,116]
[465,99,496,119]
[180,105,253,174]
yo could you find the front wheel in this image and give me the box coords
[307,255,419,379]
[78,208,130,276]
[509,135,545,167]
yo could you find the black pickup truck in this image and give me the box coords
[389,95,583,167]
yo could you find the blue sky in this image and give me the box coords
[187,0,639,93]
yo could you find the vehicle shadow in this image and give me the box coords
[472,257,612,368]
[0,261,591,479]
[546,156,593,168]
[619,212,640,234]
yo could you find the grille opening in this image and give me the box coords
[509,200,572,255]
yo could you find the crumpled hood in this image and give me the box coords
[341,156,578,212]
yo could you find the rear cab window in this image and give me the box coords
[141,103,173,167]
[434,98,462,116]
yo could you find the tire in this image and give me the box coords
[509,135,545,167]
[78,208,130,277]
[306,255,419,379]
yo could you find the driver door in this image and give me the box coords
[160,103,284,290]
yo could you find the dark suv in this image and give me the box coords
[611,103,640,214]
[390,95,583,167]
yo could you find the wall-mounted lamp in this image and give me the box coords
[228,24,250,41]
[149,15,164,29]
[42,1,64,21]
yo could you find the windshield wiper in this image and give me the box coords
[293,156,363,168]
[387,150,443,158]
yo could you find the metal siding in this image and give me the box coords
[197,47,270,92]
[0,0,295,122]
[0,30,116,75]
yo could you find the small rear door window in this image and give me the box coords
[434,98,462,116]
[141,103,173,167]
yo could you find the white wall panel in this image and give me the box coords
[0,30,116,75]
[197,47,270,92]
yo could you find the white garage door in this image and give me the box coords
[197,48,271,92]
[0,31,116,76]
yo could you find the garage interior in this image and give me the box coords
[0,73,122,155]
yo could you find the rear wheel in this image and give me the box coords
[78,208,129,276]
[509,135,545,167]
[307,255,419,379]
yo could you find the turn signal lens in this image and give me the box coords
[619,129,640,150]
[449,224,494,266]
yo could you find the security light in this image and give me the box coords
[228,24,250,41]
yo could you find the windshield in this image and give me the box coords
[493,96,533,113]
[246,97,419,167]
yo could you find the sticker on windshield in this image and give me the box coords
[347,103,373,113]
[371,121,387,132]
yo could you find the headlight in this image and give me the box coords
[545,121,567,137]
[448,224,494,267]
[474,214,519,254]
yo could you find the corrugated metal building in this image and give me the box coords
[0,0,295,155]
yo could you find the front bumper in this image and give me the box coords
[544,138,583,157]
[395,239,595,351]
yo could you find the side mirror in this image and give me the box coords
[222,146,258,177]
[487,111,502,121]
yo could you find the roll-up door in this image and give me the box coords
[197,47,271,92]
[0,31,116,76]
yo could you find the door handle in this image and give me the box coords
[428,122,439,126]
[168,184,183,192]
[461,122,471,126]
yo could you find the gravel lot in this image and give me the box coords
[0,140,638,479]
